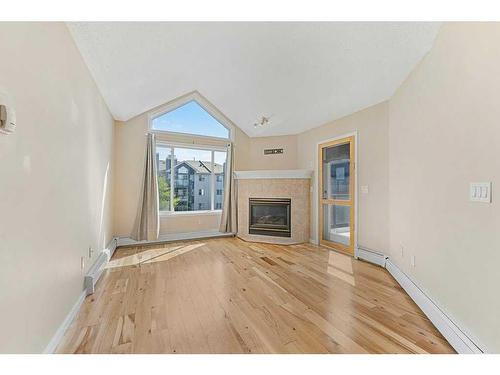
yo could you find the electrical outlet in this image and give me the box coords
[400,243,404,257]
[88,246,94,259]
[411,255,416,268]
[80,256,85,272]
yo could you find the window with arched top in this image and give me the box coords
[149,92,232,140]
[151,100,230,139]
[150,92,232,214]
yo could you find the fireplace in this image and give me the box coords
[249,198,291,237]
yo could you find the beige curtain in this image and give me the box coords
[219,143,237,233]
[131,133,160,241]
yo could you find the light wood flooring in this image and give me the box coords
[57,237,455,354]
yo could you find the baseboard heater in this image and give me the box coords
[356,246,387,267]
[84,237,118,295]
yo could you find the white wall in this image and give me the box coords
[388,23,500,352]
[0,23,115,353]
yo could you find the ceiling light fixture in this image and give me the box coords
[254,116,270,128]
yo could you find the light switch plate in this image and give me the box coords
[360,185,369,194]
[470,182,492,203]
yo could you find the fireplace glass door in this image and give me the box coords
[249,198,291,237]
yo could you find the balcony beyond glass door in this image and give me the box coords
[319,137,355,256]
[322,142,351,200]
[322,204,351,246]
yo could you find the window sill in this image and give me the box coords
[159,210,223,217]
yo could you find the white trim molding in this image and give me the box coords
[385,259,485,354]
[43,236,118,353]
[117,230,234,247]
[234,169,313,180]
[347,246,486,354]
[43,290,86,354]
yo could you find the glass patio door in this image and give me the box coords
[319,136,355,256]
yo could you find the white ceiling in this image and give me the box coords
[67,22,440,137]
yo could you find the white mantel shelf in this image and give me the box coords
[234,169,313,180]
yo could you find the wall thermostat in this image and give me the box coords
[0,104,16,135]
[0,89,16,135]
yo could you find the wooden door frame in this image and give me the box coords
[316,132,358,257]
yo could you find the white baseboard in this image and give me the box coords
[356,246,387,267]
[43,237,118,353]
[350,246,485,353]
[309,238,319,245]
[385,259,485,354]
[117,230,233,247]
[43,290,86,354]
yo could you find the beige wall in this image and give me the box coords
[0,23,114,353]
[2,21,497,353]
[112,106,299,237]
[113,108,251,237]
[243,135,298,170]
[388,23,500,352]
[296,102,390,252]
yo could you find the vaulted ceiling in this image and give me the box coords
[67,22,440,137]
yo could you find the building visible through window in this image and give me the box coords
[152,96,229,213]
[156,146,226,212]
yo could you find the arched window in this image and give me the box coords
[149,92,232,140]
[150,92,232,214]
[151,100,230,139]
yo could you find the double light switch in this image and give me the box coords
[470,182,492,203]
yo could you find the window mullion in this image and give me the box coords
[211,150,215,211]
[170,147,175,212]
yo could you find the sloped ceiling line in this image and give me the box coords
[67,22,440,137]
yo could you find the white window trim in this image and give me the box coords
[155,141,227,216]
[148,91,235,142]
[159,210,222,217]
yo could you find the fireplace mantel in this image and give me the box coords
[234,169,313,180]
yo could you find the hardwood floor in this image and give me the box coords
[57,237,455,354]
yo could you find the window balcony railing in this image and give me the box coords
[176,180,190,187]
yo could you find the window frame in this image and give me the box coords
[155,141,227,216]
[148,91,234,142]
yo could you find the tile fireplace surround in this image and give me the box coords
[235,170,312,245]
